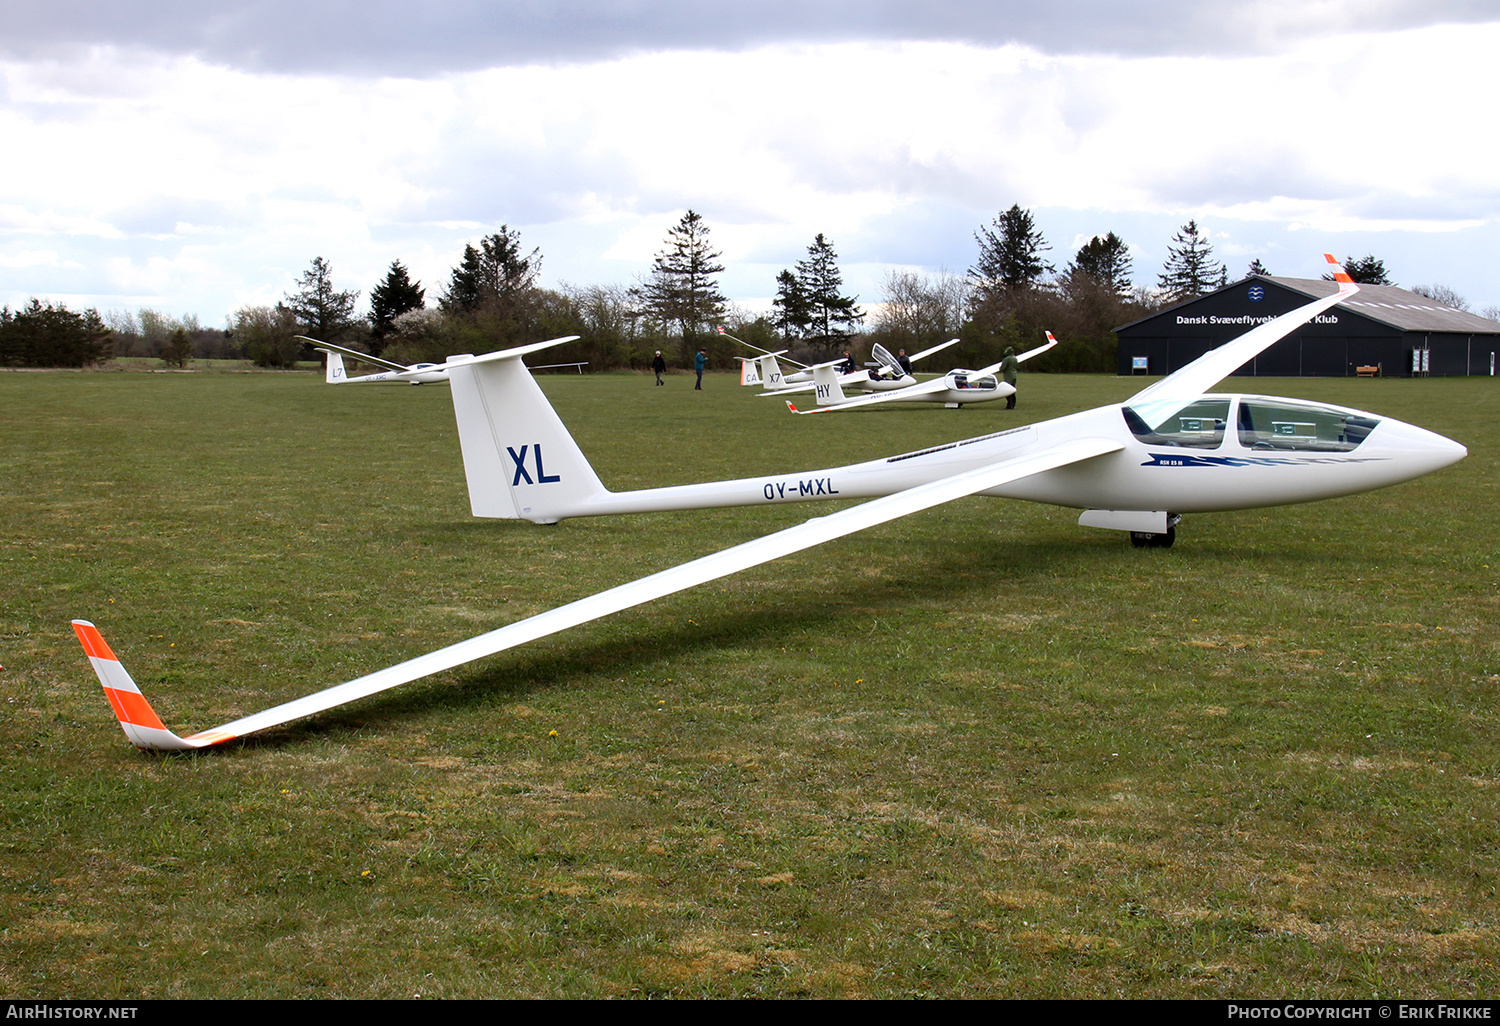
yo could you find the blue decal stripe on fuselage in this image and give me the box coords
[1143,453,1389,468]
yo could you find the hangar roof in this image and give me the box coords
[1264,277,1500,334]
[1116,276,1500,336]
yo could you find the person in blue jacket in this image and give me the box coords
[694,349,706,389]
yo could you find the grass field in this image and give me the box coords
[1,367,1496,998]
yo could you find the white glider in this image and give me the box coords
[302,337,451,384]
[787,333,1058,413]
[305,336,581,386]
[76,256,1466,751]
[725,328,960,393]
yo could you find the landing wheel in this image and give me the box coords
[1130,526,1176,549]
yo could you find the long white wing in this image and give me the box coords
[1127,254,1357,404]
[718,327,809,369]
[73,435,1121,751]
[968,332,1059,377]
[910,338,961,362]
[298,337,413,373]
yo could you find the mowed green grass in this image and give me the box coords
[1,367,1496,998]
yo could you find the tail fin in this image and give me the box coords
[444,338,608,524]
[72,621,219,750]
[757,353,790,389]
[323,351,347,383]
[810,362,848,406]
[738,357,761,386]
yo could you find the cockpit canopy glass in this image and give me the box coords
[949,373,998,390]
[1122,398,1231,449]
[1237,399,1379,452]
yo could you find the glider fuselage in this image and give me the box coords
[501,394,1464,523]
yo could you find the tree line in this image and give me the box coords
[9,207,1486,371]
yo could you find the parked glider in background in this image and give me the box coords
[723,329,960,393]
[786,334,1058,413]
[302,337,450,384]
[76,257,1467,751]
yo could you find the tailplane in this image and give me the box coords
[443,337,608,523]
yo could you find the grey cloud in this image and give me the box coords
[4,1,1493,74]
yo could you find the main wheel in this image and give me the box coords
[1130,526,1176,548]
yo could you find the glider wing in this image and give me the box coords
[1126,254,1358,404]
[75,435,1121,750]
[298,337,412,374]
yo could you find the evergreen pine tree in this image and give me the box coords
[970,205,1054,301]
[369,260,425,350]
[632,210,727,357]
[1066,232,1132,295]
[160,326,193,368]
[771,269,811,342]
[795,233,863,353]
[1247,258,1271,277]
[441,227,541,315]
[1332,254,1392,285]
[1157,221,1224,301]
[284,256,360,342]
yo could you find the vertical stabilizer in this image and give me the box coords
[757,354,788,389]
[811,362,848,405]
[446,348,608,523]
[325,352,347,383]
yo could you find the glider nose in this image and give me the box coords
[1374,418,1467,475]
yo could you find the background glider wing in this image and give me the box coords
[75,435,1121,750]
[297,337,412,374]
[909,338,961,362]
[1126,254,1357,404]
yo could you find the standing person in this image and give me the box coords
[694,349,706,390]
[1001,346,1020,409]
[896,348,912,375]
[652,350,666,386]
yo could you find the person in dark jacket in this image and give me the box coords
[694,349,706,389]
[1001,347,1019,409]
[652,350,666,385]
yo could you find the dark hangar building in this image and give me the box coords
[1116,275,1500,378]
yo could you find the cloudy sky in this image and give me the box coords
[3,1,1497,323]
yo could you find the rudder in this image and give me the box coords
[446,347,608,523]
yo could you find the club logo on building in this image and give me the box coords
[1247,285,1265,303]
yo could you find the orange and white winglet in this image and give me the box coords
[1325,252,1357,293]
[72,621,232,750]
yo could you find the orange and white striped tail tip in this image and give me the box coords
[1046,331,1059,344]
[1324,253,1357,291]
[71,620,223,751]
